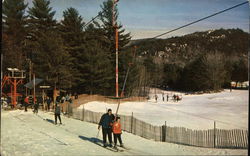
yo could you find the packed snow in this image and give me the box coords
[83,89,248,130]
[1,110,247,156]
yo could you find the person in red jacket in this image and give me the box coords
[112,116,124,149]
[24,96,29,112]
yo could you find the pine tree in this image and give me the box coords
[231,58,248,86]
[84,24,113,95]
[180,52,226,91]
[60,7,84,47]
[59,7,86,91]
[34,31,72,89]
[99,0,132,96]
[2,0,28,70]
[28,0,57,34]
[27,0,72,89]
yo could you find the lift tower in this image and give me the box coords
[1,68,25,108]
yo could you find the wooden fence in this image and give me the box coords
[72,108,248,149]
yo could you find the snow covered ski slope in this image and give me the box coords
[84,89,248,130]
[1,110,247,155]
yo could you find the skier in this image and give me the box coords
[173,94,176,102]
[54,101,62,125]
[167,94,169,102]
[61,96,65,103]
[98,109,115,147]
[46,97,51,111]
[68,97,72,104]
[176,95,180,102]
[74,93,78,99]
[112,116,124,149]
[33,101,39,114]
[155,95,158,102]
[65,94,70,102]
[162,93,164,101]
[24,96,29,112]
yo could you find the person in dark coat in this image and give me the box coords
[33,102,39,114]
[54,101,62,124]
[173,94,176,102]
[155,95,158,102]
[74,93,78,99]
[46,97,51,111]
[98,109,115,147]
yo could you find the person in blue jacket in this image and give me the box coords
[98,108,115,147]
[54,100,62,125]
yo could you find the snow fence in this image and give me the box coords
[72,108,248,149]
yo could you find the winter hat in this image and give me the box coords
[116,116,120,121]
[108,109,112,112]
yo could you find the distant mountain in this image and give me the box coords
[129,28,248,65]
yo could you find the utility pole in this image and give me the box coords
[0,53,3,150]
[29,59,32,82]
[113,0,119,98]
[29,59,32,96]
[33,73,36,104]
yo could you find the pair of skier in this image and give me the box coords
[98,109,123,149]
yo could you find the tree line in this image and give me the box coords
[2,0,248,96]
[2,0,146,96]
[132,29,248,92]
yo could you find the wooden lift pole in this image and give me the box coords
[113,0,119,98]
[113,0,120,117]
[33,73,36,104]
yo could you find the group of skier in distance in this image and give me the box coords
[152,93,183,102]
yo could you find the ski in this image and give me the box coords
[117,145,130,151]
[113,146,124,152]
[92,141,123,152]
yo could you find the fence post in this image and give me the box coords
[162,121,166,142]
[82,105,85,121]
[214,121,216,148]
[165,121,167,142]
[131,112,133,133]
[67,102,70,118]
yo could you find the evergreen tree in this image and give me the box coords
[2,0,28,70]
[143,56,157,87]
[60,7,84,46]
[179,52,226,91]
[163,63,183,88]
[34,31,72,89]
[231,58,248,86]
[27,0,72,89]
[99,0,131,52]
[59,7,86,91]
[83,24,113,95]
[28,0,57,34]
[99,0,132,96]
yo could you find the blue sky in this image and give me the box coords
[24,0,249,39]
